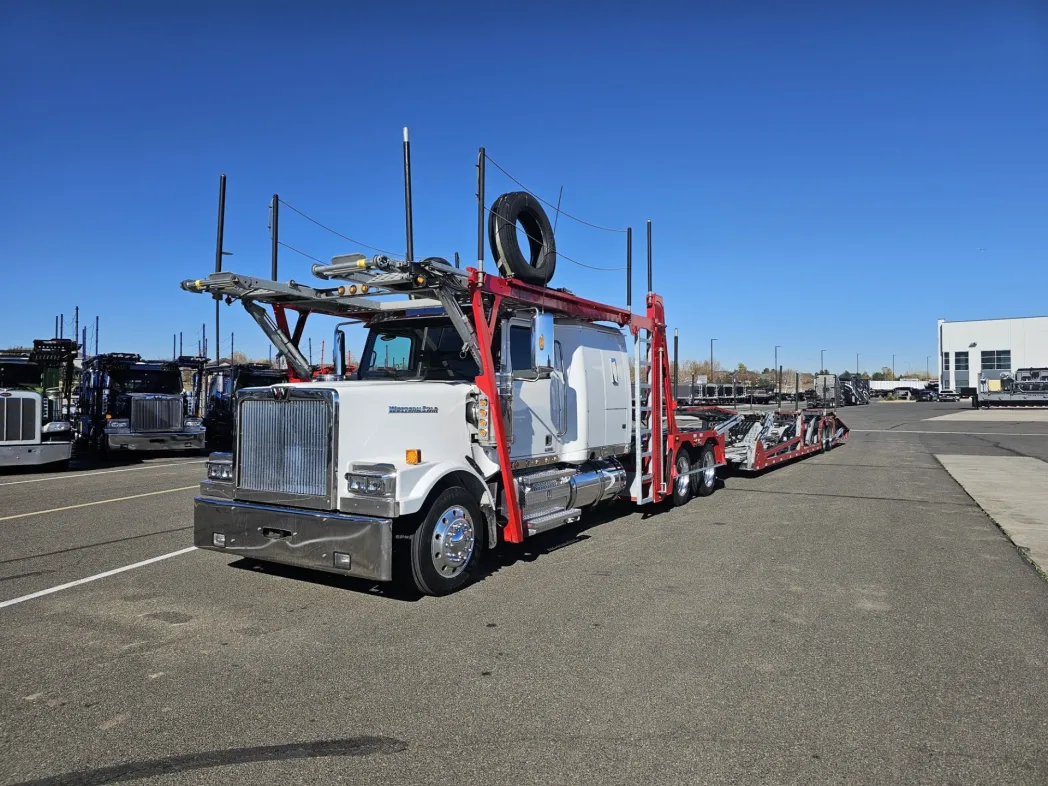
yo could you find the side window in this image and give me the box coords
[509,325,533,374]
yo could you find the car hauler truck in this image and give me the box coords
[0,339,78,468]
[974,368,1048,408]
[183,163,848,595]
[78,353,208,454]
[201,362,289,450]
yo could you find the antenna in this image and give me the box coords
[403,127,414,262]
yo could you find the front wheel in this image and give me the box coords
[409,486,484,596]
[691,444,717,497]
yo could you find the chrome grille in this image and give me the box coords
[131,396,183,432]
[0,396,37,442]
[237,396,333,503]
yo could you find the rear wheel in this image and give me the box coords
[671,449,692,507]
[691,444,717,497]
[409,486,483,596]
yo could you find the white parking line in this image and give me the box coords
[0,460,206,487]
[853,429,1048,437]
[0,547,197,610]
[0,486,198,522]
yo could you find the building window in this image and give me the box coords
[942,352,950,370]
[954,352,969,371]
[980,350,1011,371]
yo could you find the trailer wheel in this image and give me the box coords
[671,449,692,507]
[409,486,483,596]
[691,444,717,498]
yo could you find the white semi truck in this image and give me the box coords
[0,340,78,468]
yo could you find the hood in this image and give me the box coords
[319,380,475,471]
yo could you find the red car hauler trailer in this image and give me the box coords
[181,138,848,595]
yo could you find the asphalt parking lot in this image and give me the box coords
[3,402,1048,785]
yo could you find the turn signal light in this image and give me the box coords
[406,449,422,465]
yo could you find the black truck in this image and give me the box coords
[77,353,207,455]
[200,362,289,450]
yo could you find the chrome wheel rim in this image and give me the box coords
[702,450,716,486]
[675,453,690,497]
[432,505,475,578]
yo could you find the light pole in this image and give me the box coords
[774,345,781,405]
[892,354,896,380]
[926,355,931,379]
[821,349,826,374]
[856,353,860,375]
[710,338,717,385]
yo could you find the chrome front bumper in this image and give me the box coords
[106,432,205,452]
[193,496,393,582]
[0,442,73,467]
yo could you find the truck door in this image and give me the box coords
[503,319,559,461]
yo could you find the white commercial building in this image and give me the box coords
[937,316,1048,395]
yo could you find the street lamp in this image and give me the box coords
[892,354,896,380]
[856,352,860,375]
[926,355,931,379]
[774,345,781,405]
[710,338,717,385]
[820,349,826,374]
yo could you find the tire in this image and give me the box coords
[409,486,484,596]
[487,191,557,285]
[671,449,692,507]
[691,444,717,497]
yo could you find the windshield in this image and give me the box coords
[0,361,43,390]
[110,368,183,395]
[359,321,479,381]
[236,370,288,390]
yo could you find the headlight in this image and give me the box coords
[42,421,72,433]
[184,417,203,428]
[206,452,233,481]
[106,419,130,431]
[345,463,396,497]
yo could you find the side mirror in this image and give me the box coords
[532,312,554,375]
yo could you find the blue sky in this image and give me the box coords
[1,1,1045,376]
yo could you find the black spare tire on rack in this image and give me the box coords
[488,191,557,285]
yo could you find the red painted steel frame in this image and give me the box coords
[750,413,848,471]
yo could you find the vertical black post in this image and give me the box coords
[202,323,207,361]
[59,314,64,339]
[269,346,272,365]
[180,332,183,356]
[646,220,653,294]
[94,316,99,355]
[403,128,414,262]
[173,334,176,360]
[673,329,679,397]
[55,315,59,338]
[81,327,87,360]
[454,251,460,269]
[73,306,78,347]
[308,338,313,366]
[270,194,279,280]
[215,174,226,363]
[477,147,485,275]
[231,332,234,363]
[778,364,783,407]
[626,227,632,311]
[795,372,799,409]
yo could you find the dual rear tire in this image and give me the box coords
[671,444,717,507]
